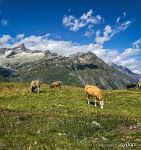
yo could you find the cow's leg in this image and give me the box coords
[94,98,97,107]
[30,86,33,93]
[37,87,40,94]
[87,95,90,104]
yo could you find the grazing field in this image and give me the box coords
[0,82,141,150]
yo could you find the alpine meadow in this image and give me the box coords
[0,82,141,149]
[0,0,141,149]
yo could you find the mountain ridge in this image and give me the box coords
[0,44,139,89]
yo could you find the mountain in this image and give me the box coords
[111,63,141,81]
[0,44,138,89]
[111,63,134,75]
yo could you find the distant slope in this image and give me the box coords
[0,74,8,82]
[0,67,19,82]
[111,63,141,81]
[0,44,137,89]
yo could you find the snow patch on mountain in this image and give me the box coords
[0,44,45,68]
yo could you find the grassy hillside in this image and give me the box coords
[0,82,141,150]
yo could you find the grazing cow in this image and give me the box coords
[126,83,136,89]
[50,81,62,89]
[138,81,141,89]
[30,80,41,94]
[84,85,104,109]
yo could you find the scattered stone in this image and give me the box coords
[34,141,38,145]
[91,121,101,128]
[37,130,41,134]
[58,104,64,107]
[101,136,108,141]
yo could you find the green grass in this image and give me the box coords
[0,82,141,150]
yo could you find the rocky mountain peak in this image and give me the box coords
[14,43,28,52]
[73,51,106,67]
[18,43,26,49]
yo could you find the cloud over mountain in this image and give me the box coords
[0,34,141,74]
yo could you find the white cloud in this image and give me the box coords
[83,29,94,38]
[83,24,94,38]
[116,17,120,23]
[95,25,113,45]
[116,20,131,31]
[63,10,130,41]
[63,15,85,32]
[16,34,25,40]
[112,48,140,64]
[123,12,126,18]
[133,38,141,49]
[0,35,11,44]
[120,58,141,74]
[63,9,103,32]
[1,19,8,26]
[116,12,127,24]
[109,46,141,74]
[95,20,131,45]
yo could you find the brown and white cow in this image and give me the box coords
[30,80,41,94]
[50,81,62,89]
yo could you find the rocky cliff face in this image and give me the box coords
[0,44,138,89]
[110,63,141,81]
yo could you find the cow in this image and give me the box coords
[138,81,141,89]
[50,81,62,89]
[30,80,41,94]
[126,83,137,89]
[84,85,104,109]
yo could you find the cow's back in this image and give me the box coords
[85,85,101,96]
[31,80,40,88]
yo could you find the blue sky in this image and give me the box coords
[0,0,141,73]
